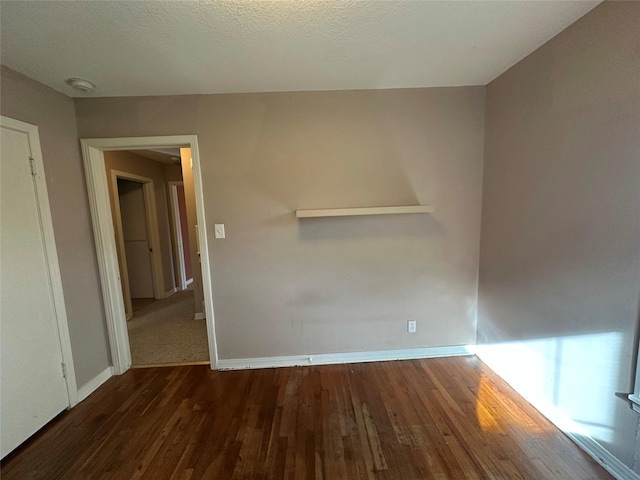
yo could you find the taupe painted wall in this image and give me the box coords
[478,1,640,473]
[104,150,176,295]
[163,163,183,183]
[75,87,485,359]
[0,66,110,387]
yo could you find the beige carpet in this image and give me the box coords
[127,289,209,366]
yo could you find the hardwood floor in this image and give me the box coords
[1,356,612,479]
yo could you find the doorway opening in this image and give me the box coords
[81,136,218,374]
[110,173,162,319]
[106,149,208,367]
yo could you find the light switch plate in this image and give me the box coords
[214,224,225,239]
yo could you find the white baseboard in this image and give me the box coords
[186,277,193,286]
[161,287,178,299]
[217,345,472,371]
[563,430,640,480]
[473,346,640,480]
[194,312,205,320]
[75,366,113,404]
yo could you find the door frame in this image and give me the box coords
[81,135,218,374]
[1,115,78,405]
[168,181,190,291]
[111,170,165,319]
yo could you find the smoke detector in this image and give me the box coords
[65,78,96,94]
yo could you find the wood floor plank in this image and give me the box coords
[1,356,614,480]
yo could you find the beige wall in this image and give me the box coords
[104,151,176,296]
[478,1,640,473]
[0,66,110,387]
[75,87,485,359]
[163,163,183,183]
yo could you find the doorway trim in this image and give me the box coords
[1,115,78,405]
[81,135,218,374]
[111,170,165,319]
[168,181,189,291]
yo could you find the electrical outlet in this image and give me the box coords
[407,320,417,333]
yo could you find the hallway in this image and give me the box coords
[127,288,209,366]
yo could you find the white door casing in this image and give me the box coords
[81,136,218,374]
[0,116,77,458]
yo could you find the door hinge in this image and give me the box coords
[61,362,68,378]
[29,157,36,176]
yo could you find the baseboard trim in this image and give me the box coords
[76,367,113,404]
[564,430,640,480]
[218,345,472,371]
[131,360,210,369]
[474,347,640,480]
[186,278,193,286]
[194,312,205,320]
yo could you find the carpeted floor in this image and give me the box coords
[127,288,209,366]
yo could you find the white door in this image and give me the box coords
[118,179,154,298]
[1,118,72,458]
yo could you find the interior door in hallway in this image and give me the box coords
[118,179,154,298]
[0,118,70,458]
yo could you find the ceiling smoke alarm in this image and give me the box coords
[65,78,96,94]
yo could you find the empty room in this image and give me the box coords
[0,1,638,479]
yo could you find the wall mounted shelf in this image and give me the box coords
[295,205,434,218]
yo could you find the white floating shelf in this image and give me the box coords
[296,205,434,218]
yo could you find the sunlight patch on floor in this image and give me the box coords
[475,331,624,443]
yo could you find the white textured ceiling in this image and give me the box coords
[0,0,600,98]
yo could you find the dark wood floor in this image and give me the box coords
[1,356,612,479]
